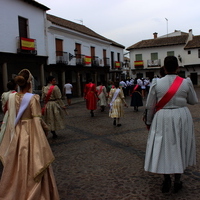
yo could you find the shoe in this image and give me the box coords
[113,119,116,125]
[161,179,171,193]
[90,111,94,117]
[117,124,121,127]
[173,181,182,193]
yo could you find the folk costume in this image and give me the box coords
[84,82,98,116]
[130,84,143,111]
[108,87,127,126]
[144,75,198,174]
[0,69,59,200]
[96,84,107,112]
[42,84,66,134]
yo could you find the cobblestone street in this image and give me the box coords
[47,89,200,200]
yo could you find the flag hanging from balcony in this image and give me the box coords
[134,60,144,66]
[84,56,91,65]
[115,61,120,68]
[21,37,35,50]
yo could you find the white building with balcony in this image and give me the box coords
[46,14,124,96]
[127,30,200,85]
[0,0,49,94]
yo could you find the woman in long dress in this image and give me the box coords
[0,69,59,200]
[108,82,127,126]
[42,76,66,138]
[84,79,98,117]
[144,56,198,193]
[96,82,107,112]
[130,79,143,112]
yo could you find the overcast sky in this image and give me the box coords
[38,0,200,50]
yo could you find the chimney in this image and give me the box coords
[188,29,193,41]
[153,32,158,39]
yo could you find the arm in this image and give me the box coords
[186,78,198,105]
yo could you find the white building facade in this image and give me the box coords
[127,30,200,85]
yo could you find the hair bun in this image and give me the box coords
[15,75,26,87]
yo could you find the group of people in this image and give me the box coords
[0,56,198,197]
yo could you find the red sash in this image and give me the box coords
[42,85,55,115]
[155,76,183,112]
[97,86,103,96]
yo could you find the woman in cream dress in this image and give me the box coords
[108,82,127,126]
[42,76,66,138]
[0,69,59,200]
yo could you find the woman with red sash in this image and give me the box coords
[144,56,198,193]
[0,69,59,199]
[130,78,143,112]
[42,76,66,138]
[84,79,98,117]
[96,82,107,112]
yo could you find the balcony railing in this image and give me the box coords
[92,56,99,67]
[76,54,85,66]
[103,57,110,67]
[56,51,68,64]
[17,36,37,55]
[147,59,161,67]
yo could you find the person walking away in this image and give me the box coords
[42,76,66,139]
[84,79,98,117]
[63,80,73,106]
[119,79,127,97]
[96,82,107,112]
[144,56,198,193]
[108,81,127,126]
[130,79,143,112]
[0,69,59,199]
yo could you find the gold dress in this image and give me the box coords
[108,88,126,118]
[42,84,66,131]
[0,93,59,200]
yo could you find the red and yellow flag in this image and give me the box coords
[85,56,91,65]
[134,60,143,66]
[115,61,120,68]
[21,37,35,50]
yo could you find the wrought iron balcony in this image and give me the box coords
[56,51,68,64]
[17,36,37,55]
[76,54,85,66]
[92,56,99,67]
[147,59,161,67]
[103,57,110,67]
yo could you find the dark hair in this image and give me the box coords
[14,70,30,90]
[164,56,178,73]
[47,76,55,83]
[160,66,166,77]
[114,81,119,88]
[7,79,17,90]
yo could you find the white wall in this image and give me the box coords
[47,23,124,67]
[0,0,47,56]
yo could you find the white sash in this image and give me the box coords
[109,88,120,111]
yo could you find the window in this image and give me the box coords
[135,54,142,61]
[198,49,200,58]
[167,51,174,56]
[75,43,81,58]
[151,53,158,60]
[18,16,28,38]
[55,39,63,56]
[188,50,191,54]
[117,53,120,61]
[91,46,95,57]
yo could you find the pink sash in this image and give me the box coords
[97,86,103,96]
[155,76,183,112]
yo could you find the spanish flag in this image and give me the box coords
[21,37,35,50]
[85,56,91,65]
[115,61,120,68]
[134,60,143,66]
